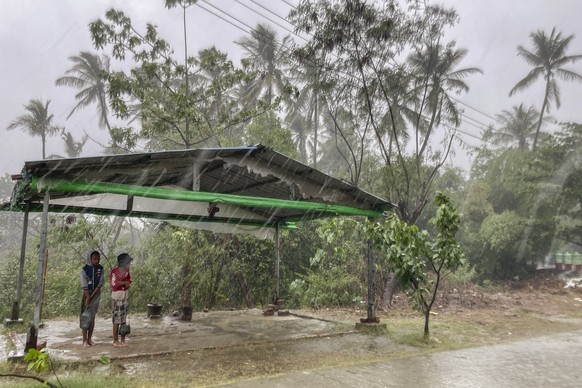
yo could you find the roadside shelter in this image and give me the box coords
[2,145,393,339]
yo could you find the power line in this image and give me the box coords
[460,113,491,131]
[279,0,298,10]
[231,2,497,144]
[451,96,498,123]
[195,1,250,35]
[456,128,484,142]
[250,0,297,29]
[272,0,499,125]
[199,0,263,36]
[234,0,301,39]
[198,0,496,147]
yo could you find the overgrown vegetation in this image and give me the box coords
[2,4,582,385]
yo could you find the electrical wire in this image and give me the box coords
[198,0,493,148]
[234,0,301,39]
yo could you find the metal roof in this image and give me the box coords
[5,145,393,235]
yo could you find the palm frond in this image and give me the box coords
[555,68,582,82]
[509,68,543,96]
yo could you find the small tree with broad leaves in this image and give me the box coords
[364,192,464,338]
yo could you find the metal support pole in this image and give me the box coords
[39,249,49,325]
[33,191,50,331]
[366,237,376,321]
[275,222,280,298]
[8,204,29,323]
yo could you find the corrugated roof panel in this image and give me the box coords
[6,145,394,228]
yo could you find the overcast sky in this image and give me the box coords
[1,0,581,177]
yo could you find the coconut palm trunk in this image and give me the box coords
[532,81,550,149]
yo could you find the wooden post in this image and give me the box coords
[7,204,29,323]
[275,221,280,298]
[33,191,49,331]
[366,237,376,321]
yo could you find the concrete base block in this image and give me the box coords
[7,351,25,362]
[4,318,24,326]
[355,322,388,333]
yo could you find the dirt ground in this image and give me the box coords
[307,269,582,322]
[3,269,582,387]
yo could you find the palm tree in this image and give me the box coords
[483,104,540,150]
[7,99,61,159]
[235,23,291,106]
[55,51,112,132]
[509,28,582,149]
[409,42,483,128]
[286,54,329,166]
[62,131,88,157]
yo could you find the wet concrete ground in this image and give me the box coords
[3,309,352,362]
[5,310,581,387]
[222,329,582,388]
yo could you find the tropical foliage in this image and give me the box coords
[363,192,464,338]
[56,52,112,132]
[509,27,582,149]
[4,1,582,330]
[7,99,61,159]
[289,0,480,224]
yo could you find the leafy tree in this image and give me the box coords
[478,211,531,279]
[7,99,61,159]
[509,27,582,149]
[289,0,480,224]
[89,8,292,314]
[89,9,255,152]
[0,174,22,254]
[55,52,112,136]
[364,192,464,338]
[218,234,276,307]
[546,122,582,250]
[189,47,250,148]
[244,110,297,158]
[318,95,375,185]
[279,221,322,306]
[463,131,569,279]
[289,218,367,308]
[457,181,494,278]
[134,224,279,315]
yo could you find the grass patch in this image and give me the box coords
[385,307,582,354]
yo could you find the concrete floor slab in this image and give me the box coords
[3,309,352,362]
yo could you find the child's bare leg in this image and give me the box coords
[113,323,120,346]
[87,320,95,345]
[82,329,89,346]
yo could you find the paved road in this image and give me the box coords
[223,329,582,388]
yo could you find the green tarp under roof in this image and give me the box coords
[3,145,393,238]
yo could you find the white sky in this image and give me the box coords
[1,0,581,177]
